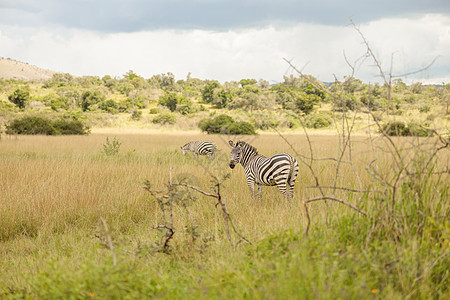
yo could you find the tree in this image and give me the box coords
[158,91,190,112]
[8,89,30,109]
[158,92,178,112]
[202,80,221,104]
[295,92,321,114]
[214,89,235,108]
[239,78,257,87]
[80,90,105,111]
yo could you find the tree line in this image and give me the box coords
[1,70,449,135]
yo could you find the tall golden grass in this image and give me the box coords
[1,132,448,298]
[1,132,412,240]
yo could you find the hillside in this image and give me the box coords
[0,57,57,80]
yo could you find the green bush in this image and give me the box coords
[381,121,431,137]
[152,112,176,125]
[131,110,142,120]
[149,108,160,114]
[5,116,90,135]
[225,121,257,135]
[198,114,256,135]
[8,89,30,109]
[198,114,234,134]
[408,123,432,137]
[381,121,409,136]
[302,114,331,128]
[98,99,119,114]
[118,98,145,113]
[81,90,105,111]
[53,119,90,135]
[419,105,431,113]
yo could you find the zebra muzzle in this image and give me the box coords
[229,162,235,169]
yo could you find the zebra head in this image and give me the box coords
[228,140,243,169]
[180,144,188,155]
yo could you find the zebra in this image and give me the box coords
[228,140,299,201]
[181,141,216,160]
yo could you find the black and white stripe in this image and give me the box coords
[228,140,299,201]
[181,141,216,159]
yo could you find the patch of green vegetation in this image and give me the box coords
[198,114,256,135]
[5,115,90,135]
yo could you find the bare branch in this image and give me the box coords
[305,196,369,217]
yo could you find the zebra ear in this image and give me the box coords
[228,140,235,147]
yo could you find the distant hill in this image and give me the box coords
[0,57,57,80]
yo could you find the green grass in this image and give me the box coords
[0,133,448,299]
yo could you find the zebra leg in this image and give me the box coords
[257,184,262,200]
[247,181,256,200]
[287,182,295,201]
[276,182,289,201]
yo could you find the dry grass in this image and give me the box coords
[0,132,405,240]
[0,132,448,299]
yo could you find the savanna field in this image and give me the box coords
[0,131,448,299]
[0,69,449,298]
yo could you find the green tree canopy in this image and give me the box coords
[8,88,30,109]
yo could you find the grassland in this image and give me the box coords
[0,132,449,299]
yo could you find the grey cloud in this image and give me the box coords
[1,0,450,32]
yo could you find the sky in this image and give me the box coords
[1,0,449,84]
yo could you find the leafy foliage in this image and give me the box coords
[5,116,90,135]
[158,91,191,113]
[102,136,121,156]
[152,112,177,125]
[381,121,432,137]
[198,114,256,135]
[8,89,30,109]
[81,90,105,111]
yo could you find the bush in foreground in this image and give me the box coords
[5,116,90,135]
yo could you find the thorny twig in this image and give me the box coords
[176,179,252,245]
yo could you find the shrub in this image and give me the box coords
[50,97,69,111]
[302,114,331,128]
[381,121,409,136]
[198,114,256,135]
[8,89,30,109]
[52,119,90,135]
[118,98,145,113]
[419,105,431,113]
[98,100,119,114]
[177,104,192,115]
[149,108,160,114]
[381,121,431,137]
[81,90,105,111]
[198,114,234,134]
[5,116,90,135]
[152,112,176,125]
[131,110,142,120]
[6,116,54,135]
[408,123,432,137]
[225,121,257,135]
[102,136,121,156]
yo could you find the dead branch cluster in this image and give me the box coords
[280,19,448,235]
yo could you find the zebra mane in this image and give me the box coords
[237,141,258,155]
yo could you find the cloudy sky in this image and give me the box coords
[1,0,449,84]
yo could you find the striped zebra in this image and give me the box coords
[181,141,216,160]
[228,140,299,201]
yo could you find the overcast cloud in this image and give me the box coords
[1,0,449,83]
